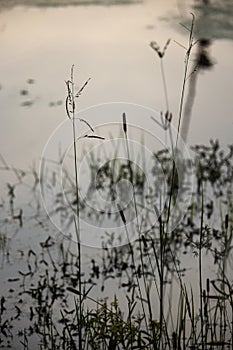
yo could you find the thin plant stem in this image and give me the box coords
[118,203,149,338]
[122,114,151,338]
[160,58,169,112]
[176,13,196,146]
[199,181,204,349]
[166,14,196,228]
[158,215,164,349]
[66,65,82,349]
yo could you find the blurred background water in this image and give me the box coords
[0,0,233,171]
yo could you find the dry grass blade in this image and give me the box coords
[84,135,105,140]
[76,78,91,98]
[76,134,105,141]
[78,118,94,132]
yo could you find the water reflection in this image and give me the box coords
[160,0,233,142]
[192,0,233,40]
[179,1,221,142]
[181,37,214,142]
[163,0,233,143]
[173,0,233,41]
[0,1,233,347]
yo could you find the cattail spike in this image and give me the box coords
[122,112,127,135]
[206,278,210,293]
[117,204,126,225]
[225,214,229,230]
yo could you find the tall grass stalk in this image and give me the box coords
[65,65,90,349]
[176,13,196,144]
[158,213,165,348]
[117,202,150,344]
[150,38,170,112]
[150,19,188,350]
[160,58,169,113]
[122,113,170,348]
[121,114,153,338]
[166,14,196,228]
[150,15,197,350]
[199,181,204,349]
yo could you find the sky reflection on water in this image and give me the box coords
[0,0,232,170]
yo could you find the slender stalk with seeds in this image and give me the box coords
[166,13,196,229]
[149,16,196,349]
[150,38,171,113]
[65,65,91,349]
[67,65,82,349]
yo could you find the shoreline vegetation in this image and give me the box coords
[0,14,233,350]
[1,134,232,349]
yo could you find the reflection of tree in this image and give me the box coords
[179,1,220,143]
[192,0,233,40]
[180,37,214,143]
[167,0,233,142]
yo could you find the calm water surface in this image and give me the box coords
[0,1,232,347]
[0,0,233,171]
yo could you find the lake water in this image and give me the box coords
[0,0,233,348]
[0,0,233,172]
